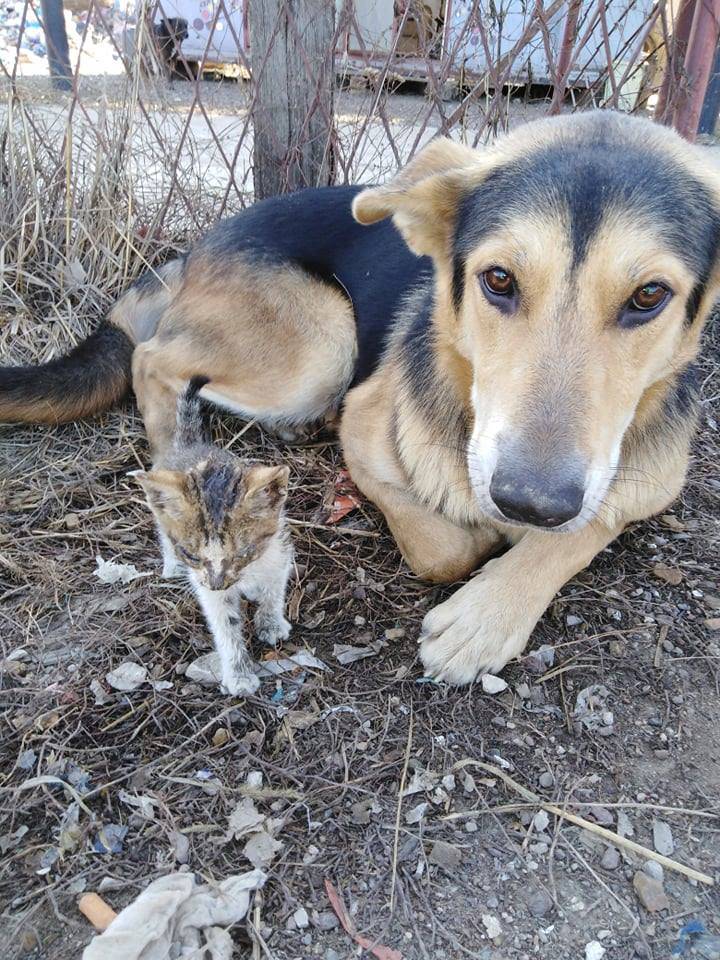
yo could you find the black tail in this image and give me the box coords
[0,321,134,424]
[175,375,211,448]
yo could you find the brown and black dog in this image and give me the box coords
[2,110,719,684]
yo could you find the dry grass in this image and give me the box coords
[1,89,720,960]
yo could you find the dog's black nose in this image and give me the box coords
[489,467,584,528]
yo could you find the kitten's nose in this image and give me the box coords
[206,565,227,592]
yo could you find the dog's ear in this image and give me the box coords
[352,138,491,257]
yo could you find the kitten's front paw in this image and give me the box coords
[254,613,291,648]
[418,576,535,685]
[221,670,261,697]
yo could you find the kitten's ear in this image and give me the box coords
[130,469,188,519]
[243,464,290,510]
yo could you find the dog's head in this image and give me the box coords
[353,113,720,531]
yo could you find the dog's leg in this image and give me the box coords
[132,340,182,457]
[419,442,690,684]
[341,381,501,582]
[419,520,619,684]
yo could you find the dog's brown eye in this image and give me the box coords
[483,267,515,296]
[631,283,669,311]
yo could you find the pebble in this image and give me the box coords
[585,942,605,960]
[481,674,508,694]
[538,771,554,789]
[324,951,340,960]
[311,910,338,931]
[633,871,670,912]
[642,860,664,882]
[293,907,309,929]
[429,840,463,870]
[526,889,553,918]
[600,846,620,870]
[465,819,478,833]
[652,820,674,856]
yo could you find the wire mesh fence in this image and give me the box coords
[0,0,715,337]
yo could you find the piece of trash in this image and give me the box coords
[653,820,674,856]
[169,831,190,865]
[482,915,502,939]
[37,846,60,875]
[94,555,150,585]
[90,679,112,705]
[93,824,128,855]
[79,892,118,932]
[82,869,266,960]
[59,802,82,853]
[326,470,363,524]
[585,942,605,960]
[384,627,405,641]
[226,798,266,841]
[350,798,381,825]
[671,920,720,957]
[271,687,285,703]
[0,825,28,855]
[441,774,456,792]
[243,830,283,869]
[18,749,36,770]
[481,674,508,694]
[525,644,556,674]
[401,768,439,797]
[149,679,173,692]
[653,563,683,586]
[573,685,614,731]
[118,790,157,821]
[333,640,386,665]
[324,880,403,960]
[429,840,462,871]
[192,770,222,796]
[405,802,429,825]
[106,662,148,692]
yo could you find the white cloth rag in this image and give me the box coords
[82,869,266,960]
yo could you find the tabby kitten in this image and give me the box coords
[132,376,293,696]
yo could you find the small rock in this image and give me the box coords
[532,810,550,833]
[538,771,554,789]
[652,820,674,856]
[406,802,429,825]
[64,513,80,529]
[633,871,670,912]
[293,907,309,929]
[600,846,620,870]
[585,942,605,960]
[312,910,338,932]
[617,811,634,838]
[566,615,582,627]
[526,889,553,918]
[429,840,463,871]
[384,627,405,641]
[481,674,508,694]
[482,915,502,939]
[325,950,340,960]
[465,820,478,833]
[642,860,664,882]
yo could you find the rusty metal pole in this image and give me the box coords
[549,0,582,114]
[672,0,720,139]
[655,0,696,123]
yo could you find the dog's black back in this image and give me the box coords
[198,186,433,383]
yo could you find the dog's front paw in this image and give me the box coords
[254,613,291,648]
[419,577,534,685]
[221,669,261,697]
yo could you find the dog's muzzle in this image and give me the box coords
[489,461,585,528]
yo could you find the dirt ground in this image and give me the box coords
[1,305,719,960]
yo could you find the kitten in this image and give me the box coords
[132,376,293,696]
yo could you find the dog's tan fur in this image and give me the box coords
[5,111,720,684]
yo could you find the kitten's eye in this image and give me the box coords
[178,546,200,564]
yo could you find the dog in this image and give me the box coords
[2,110,719,685]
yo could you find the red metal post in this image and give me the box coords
[655,0,696,123]
[672,0,720,139]
[549,0,582,114]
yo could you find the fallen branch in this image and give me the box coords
[451,759,714,886]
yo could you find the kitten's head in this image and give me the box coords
[133,458,289,591]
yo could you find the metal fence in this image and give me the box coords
[1,0,719,289]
